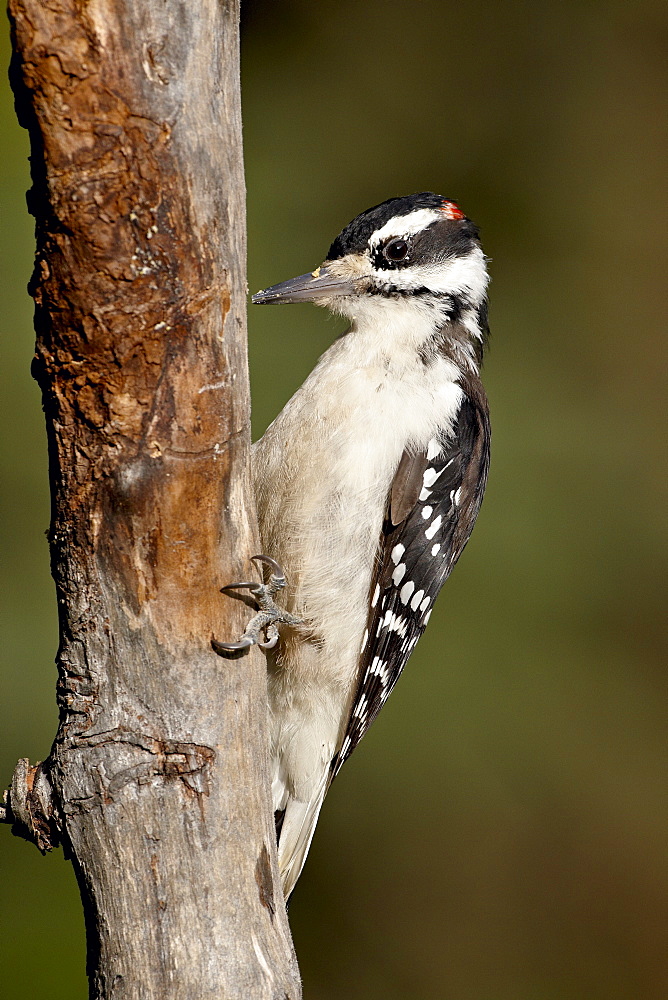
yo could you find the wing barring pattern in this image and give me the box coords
[332,387,490,776]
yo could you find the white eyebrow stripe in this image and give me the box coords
[369,208,443,247]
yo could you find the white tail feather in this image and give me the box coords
[277,769,330,898]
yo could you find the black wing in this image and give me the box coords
[332,385,490,777]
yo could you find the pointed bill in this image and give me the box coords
[252,264,355,304]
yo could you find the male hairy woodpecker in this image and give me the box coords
[215,192,491,898]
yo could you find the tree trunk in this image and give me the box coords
[3,1,301,996]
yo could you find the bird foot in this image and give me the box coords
[212,554,302,654]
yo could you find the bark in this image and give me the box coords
[3,1,301,997]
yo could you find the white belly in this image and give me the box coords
[253,328,462,696]
[252,320,463,807]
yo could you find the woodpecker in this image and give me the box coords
[215,192,491,898]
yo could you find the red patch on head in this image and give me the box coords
[440,200,465,220]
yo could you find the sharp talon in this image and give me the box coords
[259,625,279,650]
[252,554,286,581]
[216,554,298,656]
[212,636,256,654]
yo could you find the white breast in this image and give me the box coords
[253,303,463,696]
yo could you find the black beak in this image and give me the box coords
[252,264,355,305]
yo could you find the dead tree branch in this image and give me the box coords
[3,0,301,995]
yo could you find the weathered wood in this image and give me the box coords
[5,0,301,996]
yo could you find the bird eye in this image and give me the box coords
[383,238,409,262]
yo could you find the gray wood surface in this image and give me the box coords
[4,0,301,995]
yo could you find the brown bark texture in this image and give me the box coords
[3,1,301,997]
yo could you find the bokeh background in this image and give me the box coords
[2,1,666,996]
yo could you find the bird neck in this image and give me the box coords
[341,292,487,377]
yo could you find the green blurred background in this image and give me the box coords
[2,1,666,996]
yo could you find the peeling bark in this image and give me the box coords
[4,1,301,996]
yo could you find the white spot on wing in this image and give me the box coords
[400,580,415,604]
[371,583,380,607]
[419,487,432,502]
[389,614,406,634]
[391,543,405,564]
[431,543,441,556]
[353,695,368,718]
[421,505,433,520]
[392,563,406,585]
[426,437,440,460]
[423,609,432,625]
[423,467,442,488]
[419,596,430,612]
[410,589,424,611]
[425,515,442,540]
[370,657,391,685]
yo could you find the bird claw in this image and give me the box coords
[220,580,262,593]
[251,553,286,584]
[219,555,286,598]
[211,635,255,653]
[212,554,300,657]
[259,624,280,650]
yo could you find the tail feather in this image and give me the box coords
[276,769,330,899]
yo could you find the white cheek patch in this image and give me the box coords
[369,247,489,304]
